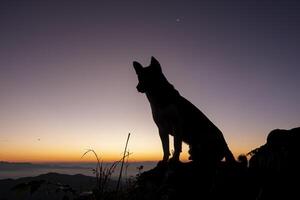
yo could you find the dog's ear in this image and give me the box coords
[150,56,160,66]
[150,56,162,72]
[133,61,143,74]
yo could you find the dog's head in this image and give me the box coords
[133,56,163,93]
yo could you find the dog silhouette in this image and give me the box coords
[133,57,235,166]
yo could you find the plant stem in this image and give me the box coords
[116,133,131,193]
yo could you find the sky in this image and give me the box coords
[0,0,299,163]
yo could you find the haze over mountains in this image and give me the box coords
[0,161,155,180]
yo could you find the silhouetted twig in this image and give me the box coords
[116,133,131,193]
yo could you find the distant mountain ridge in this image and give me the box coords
[0,161,156,181]
[0,161,42,170]
[0,172,98,200]
[0,161,94,171]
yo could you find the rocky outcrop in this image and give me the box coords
[248,127,300,200]
[132,127,300,200]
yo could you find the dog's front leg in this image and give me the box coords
[158,127,170,163]
[172,135,182,161]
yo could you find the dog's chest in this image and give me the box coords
[151,104,180,126]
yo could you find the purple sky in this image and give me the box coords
[0,0,299,162]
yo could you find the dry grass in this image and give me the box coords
[81,133,132,199]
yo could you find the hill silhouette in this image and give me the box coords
[0,173,99,200]
[247,127,300,200]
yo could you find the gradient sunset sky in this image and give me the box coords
[0,0,299,162]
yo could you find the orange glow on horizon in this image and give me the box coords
[1,148,247,163]
[0,124,255,163]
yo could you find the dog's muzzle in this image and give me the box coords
[136,84,146,93]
